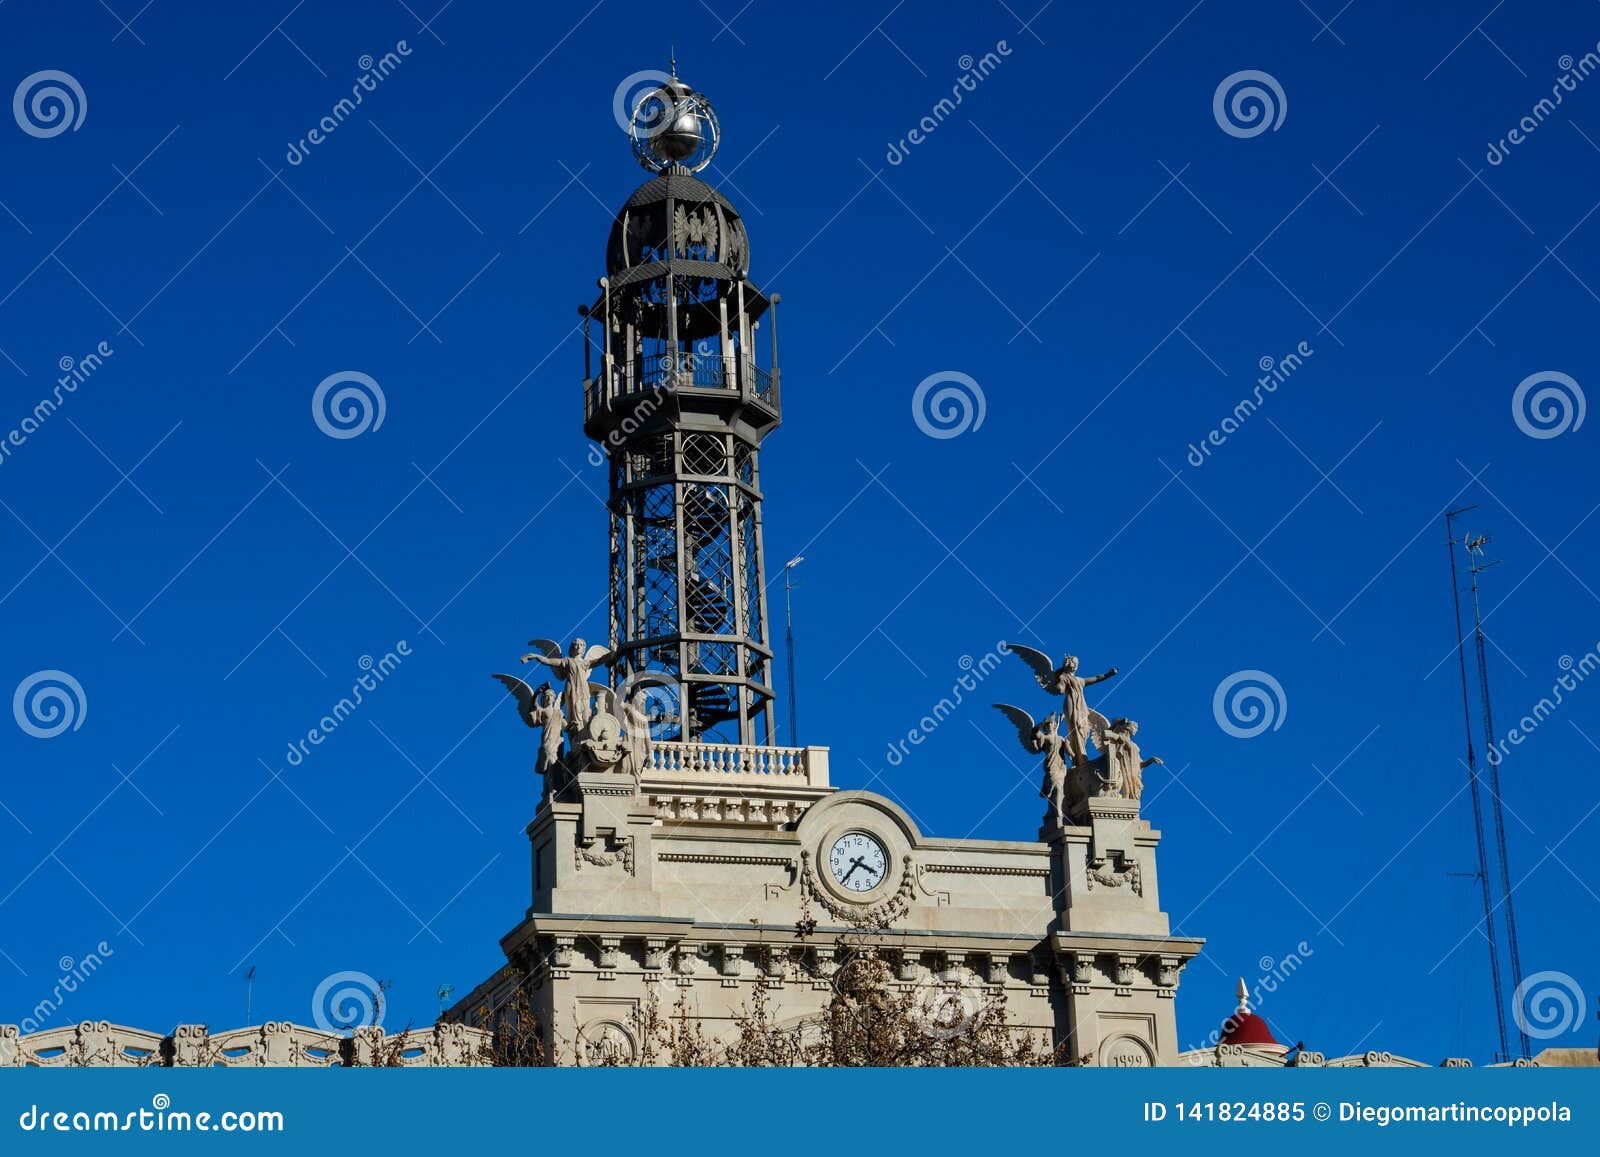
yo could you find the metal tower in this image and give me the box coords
[580,69,783,746]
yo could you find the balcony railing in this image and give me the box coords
[586,352,781,423]
[643,741,830,788]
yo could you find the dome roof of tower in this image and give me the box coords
[606,170,749,278]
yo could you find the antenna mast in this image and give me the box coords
[1464,529,1531,1059]
[1444,507,1509,1061]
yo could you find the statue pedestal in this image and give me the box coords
[1048,795,1169,936]
[526,771,659,916]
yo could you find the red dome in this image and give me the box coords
[1219,1010,1279,1046]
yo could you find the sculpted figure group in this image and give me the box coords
[994,644,1163,827]
[492,637,662,797]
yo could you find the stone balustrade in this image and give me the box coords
[643,741,830,787]
[0,1020,489,1067]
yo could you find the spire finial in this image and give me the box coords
[669,49,677,78]
[1235,977,1251,1014]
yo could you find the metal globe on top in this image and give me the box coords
[629,66,721,173]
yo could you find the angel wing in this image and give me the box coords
[1086,707,1111,750]
[584,644,616,666]
[1006,643,1061,692]
[523,638,562,660]
[492,673,539,727]
[994,703,1042,753]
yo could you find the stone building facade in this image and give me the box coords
[450,745,1203,1066]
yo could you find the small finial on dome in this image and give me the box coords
[1235,978,1251,1014]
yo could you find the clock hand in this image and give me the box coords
[838,860,861,885]
[849,856,879,881]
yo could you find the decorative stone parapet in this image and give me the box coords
[0,1021,490,1067]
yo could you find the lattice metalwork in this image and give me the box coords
[583,157,783,745]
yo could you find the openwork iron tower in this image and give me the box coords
[581,69,783,746]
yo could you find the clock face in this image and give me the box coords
[827,831,888,894]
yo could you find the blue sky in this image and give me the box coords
[0,0,1597,1063]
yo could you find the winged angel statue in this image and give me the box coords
[994,644,1164,822]
[493,638,659,794]
[992,704,1101,826]
[1004,643,1118,766]
[519,637,617,732]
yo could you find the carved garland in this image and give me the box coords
[800,850,918,926]
[575,833,635,875]
[1086,853,1142,896]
